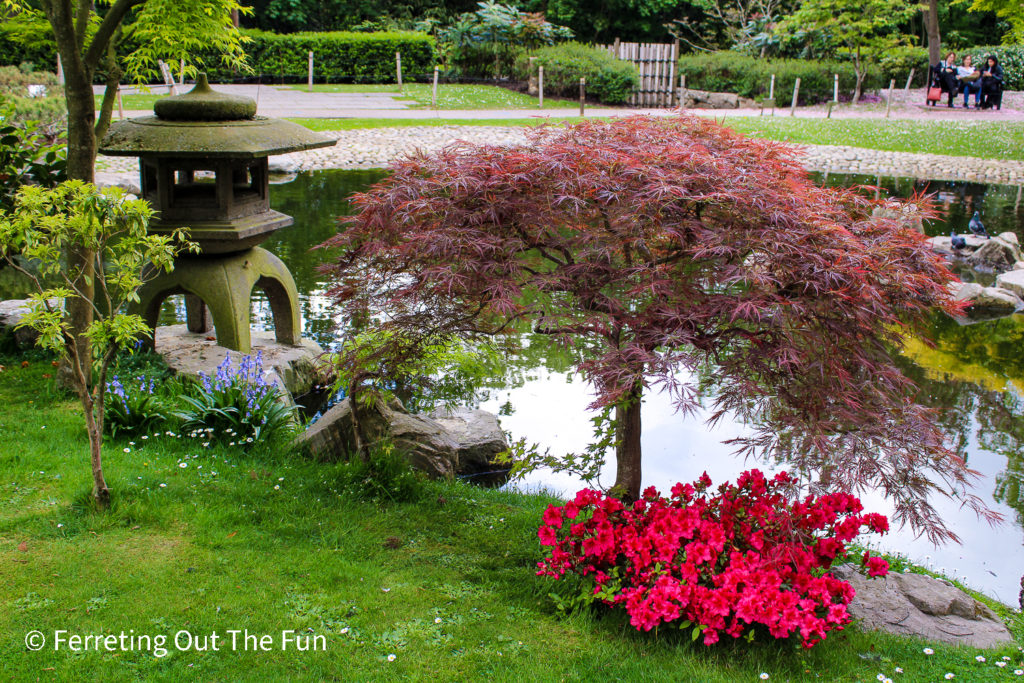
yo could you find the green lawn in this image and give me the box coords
[724,117,1024,162]
[94,92,171,111]
[286,82,577,110]
[290,115,1024,162]
[0,352,1021,681]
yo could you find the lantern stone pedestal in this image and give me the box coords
[99,74,334,354]
[137,247,300,353]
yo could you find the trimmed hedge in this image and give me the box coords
[513,43,639,105]
[676,51,931,104]
[216,29,436,82]
[0,23,435,84]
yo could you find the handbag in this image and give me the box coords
[927,86,942,101]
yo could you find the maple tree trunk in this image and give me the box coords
[612,382,643,502]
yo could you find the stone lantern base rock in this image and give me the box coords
[154,324,327,401]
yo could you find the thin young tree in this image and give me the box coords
[322,115,997,543]
[0,181,195,506]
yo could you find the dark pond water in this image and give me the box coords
[22,168,1024,604]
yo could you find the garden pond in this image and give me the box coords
[6,168,1023,605]
[247,169,1024,606]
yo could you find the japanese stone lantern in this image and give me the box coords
[99,74,334,353]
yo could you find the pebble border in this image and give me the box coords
[97,125,1024,187]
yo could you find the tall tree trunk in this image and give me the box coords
[612,382,643,501]
[924,0,941,67]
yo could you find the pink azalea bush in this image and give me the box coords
[537,469,890,648]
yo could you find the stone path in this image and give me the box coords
[97,124,1024,187]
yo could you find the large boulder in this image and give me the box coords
[298,398,509,481]
[968,233,1022,269]
[154,325,327,401]
[429,406,510,484]
[927,234,986,256]
[995,268,1024,299]
[0,299,40,350]
[679,89,745,109]
[832,566,1015,649]
[950,282,1023,312]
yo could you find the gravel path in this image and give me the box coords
[97,124,1024,187]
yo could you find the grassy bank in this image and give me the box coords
[0,353,1021,681]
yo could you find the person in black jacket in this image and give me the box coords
[980,55,1004,110]
[933,52,960,107]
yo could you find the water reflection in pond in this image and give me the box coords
[174,169,1024,604]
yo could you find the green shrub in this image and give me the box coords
[0,23,436,84]
[0,65,66,125]
[206,29,436,82]
[965,45,1024,91]
[0,17,57,73]
[0,106,66,212]
[676,51,917,104]
[514,43,638,105]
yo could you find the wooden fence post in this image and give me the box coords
[116,85,124,120]
[885,78,896,118]
[432,66,439,109]
[833,74,839,102]
[538,65,544,108]
[307,51,314,92]
[396,52,402,92]
[789,77,800,116]
[579,77,586,116]
[769,73,775,100]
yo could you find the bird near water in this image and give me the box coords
[968,211,989,239]
[950,230,967,250]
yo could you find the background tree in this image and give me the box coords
[0,181,194,506]
[322,115,994,544]
[781,0,916,102]
[965,0,1024,43]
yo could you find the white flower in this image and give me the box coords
[278,477,284,481]
[129,441,135,445]
[179,462,187,468]
[1014,669,1023,676]
[944,674,954,680]
[123,447,130,453]
[382,588,391,593]
[895,668,903,674]
[274,485,280,490]
[995,662,1006,668]
[434,617,442,624]
[340,627,349,634]
[976,656,986,662]
[759,675,769,681]
[159,483,167,488]
[202,442,209,448]
[387,654,396,662]
[877,674,886,681]
[141,435,148,440]
[923,648,934,655]
[57,523,63,528]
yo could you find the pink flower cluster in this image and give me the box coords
[537,470,890,648]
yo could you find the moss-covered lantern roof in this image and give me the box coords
[99,74,335,159]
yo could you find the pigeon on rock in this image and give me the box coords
[950,230,967,250]
[968,211,989,239]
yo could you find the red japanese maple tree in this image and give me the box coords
[322,114,994,543]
